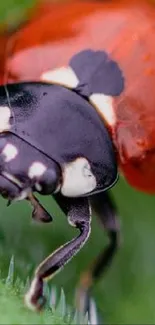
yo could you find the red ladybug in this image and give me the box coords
[0,0,155,321]
[1,0,155,194]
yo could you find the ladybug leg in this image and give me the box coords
[24,194,91,311]
[27,192,53,223]
[76,192,120,319]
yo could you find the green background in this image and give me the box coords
[0,1,155,324]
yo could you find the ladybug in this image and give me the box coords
[0,0,155,319]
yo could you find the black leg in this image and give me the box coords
[24,194,91,311]
[76,191,120,316]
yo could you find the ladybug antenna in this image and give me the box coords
[3,32,17,127]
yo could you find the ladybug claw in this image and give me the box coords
[28,193,53,223]
[25,276,46,311]
[7,199,12,207]
[31,204,52,223]
[25,293,46,312]
[88,298,101,325]
[76,287,100,325]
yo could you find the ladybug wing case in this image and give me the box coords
[0,50,123,196]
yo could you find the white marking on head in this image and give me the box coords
[35,182,42,192]
[61,157,96,197]
[1,171,31,201]
[14,188,30,201]
[90,94,116,127]
[2,171,22,188]
[41,66,79,88]
[0,106,11,132]
[2,143,18,162]
[28,162,47,179]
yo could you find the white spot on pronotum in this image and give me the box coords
[28,162,47,179]
[2,171,22,188]
[2,143,18,162]
[41,66,79,88]
[0,106,11,132]
[90,93,116,126]
[61,157,96,197]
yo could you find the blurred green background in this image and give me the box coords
[0,1,155,324]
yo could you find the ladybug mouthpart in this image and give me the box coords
[0,170,52,223]
[0,171,24,200]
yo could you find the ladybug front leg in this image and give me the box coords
[76,192,120,320]
[24,195,91,311]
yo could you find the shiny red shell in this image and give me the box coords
[1,0,155,194]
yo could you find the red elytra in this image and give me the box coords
[0,0,155,194]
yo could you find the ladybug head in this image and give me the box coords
[0,132,61,203]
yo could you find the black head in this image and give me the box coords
[0,132,61,202]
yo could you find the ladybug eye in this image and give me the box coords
[35,168,61,195]
[28,160,61,195]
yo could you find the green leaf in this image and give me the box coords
[5,255,14,287]
[56,288,66,318]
